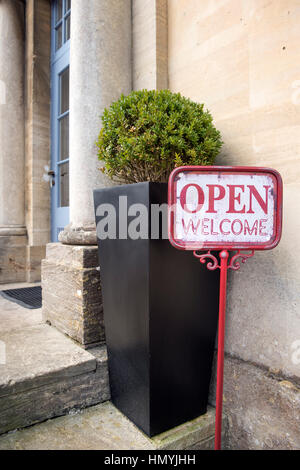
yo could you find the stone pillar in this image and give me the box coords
[59,0,132,245]
[24,0,51,282]
[0,0,27,283]
[42,0,132,347]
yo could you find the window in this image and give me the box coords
[55,0,71,51]
[58,66,70,207]
[51,0,71,241]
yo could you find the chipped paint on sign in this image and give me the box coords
[168,166,282,251]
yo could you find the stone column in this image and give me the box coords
[42,0,132,347]
[0,0,26,283]
[59,0,132,245]
[24,0,51,282]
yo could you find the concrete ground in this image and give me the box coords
[0,283,110,436]
[0,281,42,333]
[0,401,219,450]
[0,282,41,290]
[0,283,220,450]
[0,288,42,334]
[0,285,97,397]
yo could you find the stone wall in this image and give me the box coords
[0,0,27,283]
[132,0,168,90]
[168,0,300,449]
[0,0,50,283]
[42,243,105,347]
[25,0,51,281]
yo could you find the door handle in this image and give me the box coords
[48,170,55,187]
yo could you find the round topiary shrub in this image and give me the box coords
[97,89,222,183]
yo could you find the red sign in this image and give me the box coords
[168,166,282,251]
[168,165,283,450]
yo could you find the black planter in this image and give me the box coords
[93,182,219,437]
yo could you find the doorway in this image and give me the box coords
[50,0,71,241]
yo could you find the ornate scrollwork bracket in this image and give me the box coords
[193,249,255,271]
[192,247,255,450]
[193,250,220,270]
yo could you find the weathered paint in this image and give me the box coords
[168,166,282,251]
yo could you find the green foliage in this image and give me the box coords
[96,89,223,183]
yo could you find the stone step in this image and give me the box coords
[0,401,226,450]
[0,291,226,449]
[0,323,110,435]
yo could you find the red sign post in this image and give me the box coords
[168,166,283,450]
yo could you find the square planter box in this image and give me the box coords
[94,182,219,437]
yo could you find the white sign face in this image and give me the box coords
[168,167,282,251]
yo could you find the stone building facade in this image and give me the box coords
[0,0,299,449]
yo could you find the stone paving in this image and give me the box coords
[0,292,42,334]
[0,283,219,450]
[0,285,109,435]
[0,282,42,333]
[0,401,218,450]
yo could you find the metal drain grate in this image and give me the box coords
[0,286,42,309]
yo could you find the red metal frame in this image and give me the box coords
[216,250,228,451]
[168,166,283,450]
[193,248,255,450]
[168,166,283,251]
